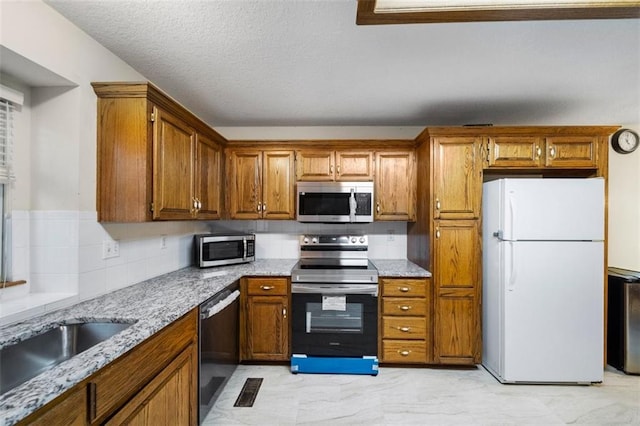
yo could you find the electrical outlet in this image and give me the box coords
[160,235,167,249]
[102,239,120,259]
[387,230,395,241]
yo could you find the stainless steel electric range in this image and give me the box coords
[290,234,378,358]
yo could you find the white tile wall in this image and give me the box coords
[1,213,408,324]
[0,210,196,324]
[209,220,408,259]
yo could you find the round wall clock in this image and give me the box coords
[611,128,639,154]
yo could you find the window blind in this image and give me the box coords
[0,84,22,185]
[0,98,15,184]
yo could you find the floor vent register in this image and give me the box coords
[233,378,263,407]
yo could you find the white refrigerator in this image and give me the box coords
[482,178,605,384]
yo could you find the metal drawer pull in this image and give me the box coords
[399,305,411,311]
[399,350,411,356]
[260,285,274,290]
[398,287,410,292]
[399,327,411,332]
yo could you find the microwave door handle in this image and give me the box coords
[349,188,357,223]
[243,238,247,260]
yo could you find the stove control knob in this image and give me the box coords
[303,237,309,244]
[359,237,366,243]
[311,237,318,244]
[351,237,357,243]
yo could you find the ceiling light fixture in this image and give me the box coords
[356,0,640,24]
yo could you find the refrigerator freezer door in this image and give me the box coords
[501,241,604,383]
[497,178,604,241]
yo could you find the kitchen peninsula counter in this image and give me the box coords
[0,258,428,424]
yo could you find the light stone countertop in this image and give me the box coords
[0,258,428,425]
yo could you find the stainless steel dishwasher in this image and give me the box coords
[199,281,240,423]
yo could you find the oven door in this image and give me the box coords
[291,283,378,357]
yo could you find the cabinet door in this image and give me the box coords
[375,151,416,221]
[433,137,481,220]
[152,107,196,220]
[296,150,335,181]
[245,295,289,361]
[262,151,295,219]
[194,133,221,219]
[433,220,481,365]
[335,151,373,181]
[485,136,543,168]
[105,344,197,426]
[545,136,598,168]
[228,150,262,219]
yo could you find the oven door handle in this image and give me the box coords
[291,283,378,296]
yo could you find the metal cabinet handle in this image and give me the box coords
[436,228,441,239]
[257,203,262,212]
[330,164,334,174]
[398,287,410,293]
[435,199,441,210]
[399,305,411,311]
[399,326,411,332]
[376,202,380,213]
[549,146,556,158]
[337,165,341,175]
[262,203,266,212]
[260,285,274,290]
[283,308,287,318]
[88,382,97,421]
[399,350,411,357]
[535,145,541,158]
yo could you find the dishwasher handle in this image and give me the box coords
[201,290,240,320]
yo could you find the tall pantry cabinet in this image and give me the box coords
[409,130,483,365]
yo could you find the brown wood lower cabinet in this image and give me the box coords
[379,277,431,364]
[240,277,290,361]
[104,344,196,425]
[19,309,198,426]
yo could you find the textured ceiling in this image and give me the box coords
[46,0,640,128]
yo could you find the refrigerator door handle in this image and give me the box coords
[508,193,516,241]
[508,241,517,291]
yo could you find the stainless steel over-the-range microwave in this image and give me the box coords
[194,233,255,268]
[296,181,374,223]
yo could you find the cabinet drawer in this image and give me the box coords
[382,297,427,316]
[382,340,427,363]
[382,317,427,339]
[246,277,288,295]
[381,278,427,297]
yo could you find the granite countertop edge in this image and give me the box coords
[0,258,429,424]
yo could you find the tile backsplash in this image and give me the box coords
[1,213,407,324]
[209,220,408,259]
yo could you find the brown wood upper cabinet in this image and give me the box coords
[92,82,224,222]
[226,149,295,220]
[484,135,598,169]
[374,150,416,221]
[432,136,482,220]
[296,150,374,181]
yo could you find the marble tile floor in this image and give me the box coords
[204,364,639,425]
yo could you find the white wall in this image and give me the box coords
[0,1,205,324]
[608,124,640,271]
